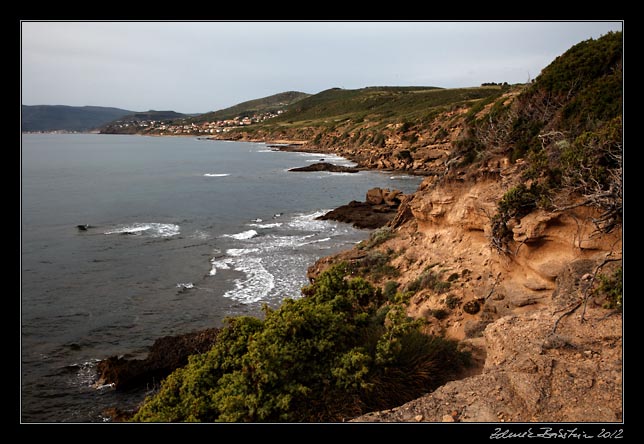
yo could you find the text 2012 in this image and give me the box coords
[490,427,623,439]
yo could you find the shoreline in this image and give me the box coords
[91,134,418,420]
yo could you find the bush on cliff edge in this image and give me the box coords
[132,263,468,422]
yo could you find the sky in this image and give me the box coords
[21,21,623,114]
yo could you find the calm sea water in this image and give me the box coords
[20,134,422,422]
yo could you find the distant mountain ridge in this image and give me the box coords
[21,105,135,132]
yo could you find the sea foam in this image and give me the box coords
[222,230,258,240]
[104,223,180,238]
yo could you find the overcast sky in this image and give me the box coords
[21,21,622,114]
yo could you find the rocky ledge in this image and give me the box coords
[95,328,220,390]
[288,162,359,173]
[317,187,406,229]
[351,305,622,422]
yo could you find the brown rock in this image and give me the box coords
[96,328,220,390]
[366,187,385,205]
[317,188,405,229]
[288,162,358,173]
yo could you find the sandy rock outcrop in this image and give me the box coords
[317,187,406,229]
[352,304,622,422]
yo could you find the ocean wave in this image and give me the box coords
[190,230,212,240]
[226,248,261,257]
[209,258,232,276]
[257,234,315,250]
[326,171,361,176]
[248,222,283,229]
[203,173,230,177]
[298,237,331,246]
[176,282,194,290]
[390,175,417,180]
[222,257,275,304]
[222,229,258,240]
[287,210,332,231]
[65,359,100,388]
[104,223,180,238]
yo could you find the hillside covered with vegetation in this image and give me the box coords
[188,90,310,123]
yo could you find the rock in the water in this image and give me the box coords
[288,162,358,173]
[96,328,220,390]
[317,188,406,229]
[366,188,385,205]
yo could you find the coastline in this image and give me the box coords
[91,134,417,420]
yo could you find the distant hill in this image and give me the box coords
[190,91,310,123]
[272,85,493,124]
[21,105,135,132]
[111,110,187,122]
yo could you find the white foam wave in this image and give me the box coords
[390,175,417,180]
[299,237,332,246]
[223,229,258,240]
[226,248,261,257]
[248,222,283,229]
[256,234,315,250]
[222,257,275,304]
[209,258,233,276]
[287,210,332,230]
[257,149,277,153]
[104,223,180,238]
[176,282,194,289]
[203,173,230,177]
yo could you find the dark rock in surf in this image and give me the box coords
[95,328,220,390]
[288,162,359,173]
[317,187,407,229]
[77,224,89,231]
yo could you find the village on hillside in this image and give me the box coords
[102,110,285,135]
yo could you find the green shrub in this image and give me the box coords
[595,266,622,310]
[351,251,400,281]
[444,295,461,309]
[430,309,449,320]
[132,263,469,422]
[383,281,399,301]
[491,183,551,250]
[406,269,451,294]
[358,226,395,250]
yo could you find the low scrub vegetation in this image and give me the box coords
[132,264,469,422]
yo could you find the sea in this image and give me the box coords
[20,133,423,422]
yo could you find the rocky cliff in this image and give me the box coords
[102,33,622,423]
[247,32,623,422]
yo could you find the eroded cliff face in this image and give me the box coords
[310,157,622,423]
